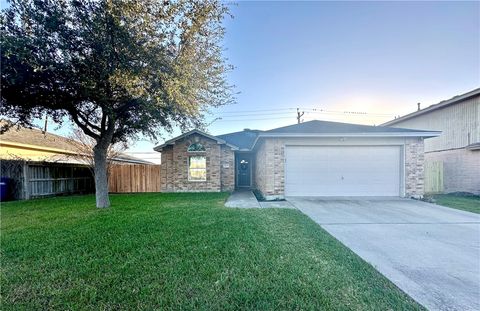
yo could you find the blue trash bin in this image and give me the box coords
[0,177,10,201]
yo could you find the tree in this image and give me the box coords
[1,0,234,207]
[68,128,127,178]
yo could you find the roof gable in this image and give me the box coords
[153,129,239,151]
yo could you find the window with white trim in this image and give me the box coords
[188,156,206,181]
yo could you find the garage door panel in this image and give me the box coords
[285,146,401,196]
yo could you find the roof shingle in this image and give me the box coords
[263,120,432,134]
[216,129,262,150]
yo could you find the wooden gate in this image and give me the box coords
[424,161,444,194]
[108,164,161,193]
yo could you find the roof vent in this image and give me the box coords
[244,128,251,131]
[417,103,421,111]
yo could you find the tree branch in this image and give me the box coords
[69,108,100,139]
[77,110,102,132]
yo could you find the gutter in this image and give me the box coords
[466,142,480,151]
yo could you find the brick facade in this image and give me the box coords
[160,133,235,192]
[159,133,427,198]
[254,138,285,200]
[254,137,426,199]
[404,138,425,198]
[220,145,235,191]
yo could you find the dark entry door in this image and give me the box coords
[236,154,252,187]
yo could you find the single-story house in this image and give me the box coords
[154,120,440,199]
[383,88,480,195]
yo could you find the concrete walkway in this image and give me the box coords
[225,190,260,208]
[225,191,297,209]
[289,197,480,311]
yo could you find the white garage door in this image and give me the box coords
[285,145,401,196]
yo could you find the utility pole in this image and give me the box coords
[296,108,304,124]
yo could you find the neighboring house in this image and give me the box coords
[154,120,440,199]
[0,124,151,200]
[0,124,151,164]
[383,88,480,195]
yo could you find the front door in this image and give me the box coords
[236,154,252,188]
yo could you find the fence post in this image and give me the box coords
[22,161,30,200]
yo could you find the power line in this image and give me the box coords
[304,108,395,116]
[215,116,295,122]
[210,108,396,119]
[212,108,295,114]
[211,110,395,120]
[215,111,296,118]
[210,111,394,122]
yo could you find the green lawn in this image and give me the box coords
[431,194,480,214]
[1,193,422,310]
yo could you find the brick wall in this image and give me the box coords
[426,148,480,195]
[253,140,267,195]
[405,138,425,198]
[254,138,285,199]
[160,133,235,192]
[220,145,235,191]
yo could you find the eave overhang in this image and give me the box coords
[466,142,480,151]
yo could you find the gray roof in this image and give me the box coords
[154,120,440,153]
[263,120,434,134]
[383,87,480,126]
[216,129,262,150]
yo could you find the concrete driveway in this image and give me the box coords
[288,197,480,311]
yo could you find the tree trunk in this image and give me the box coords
[93,143,110,208]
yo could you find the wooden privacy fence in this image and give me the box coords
[424,161,444,194]
[109,164,161,193]
[1,161,94,200]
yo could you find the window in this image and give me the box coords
[187,143,206,152]
[189,156,206,181]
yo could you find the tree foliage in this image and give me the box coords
[1,0,234,207]
[1,0,233,140]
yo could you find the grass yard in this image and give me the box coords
[1,193,423,310]
[430,194,480,214]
